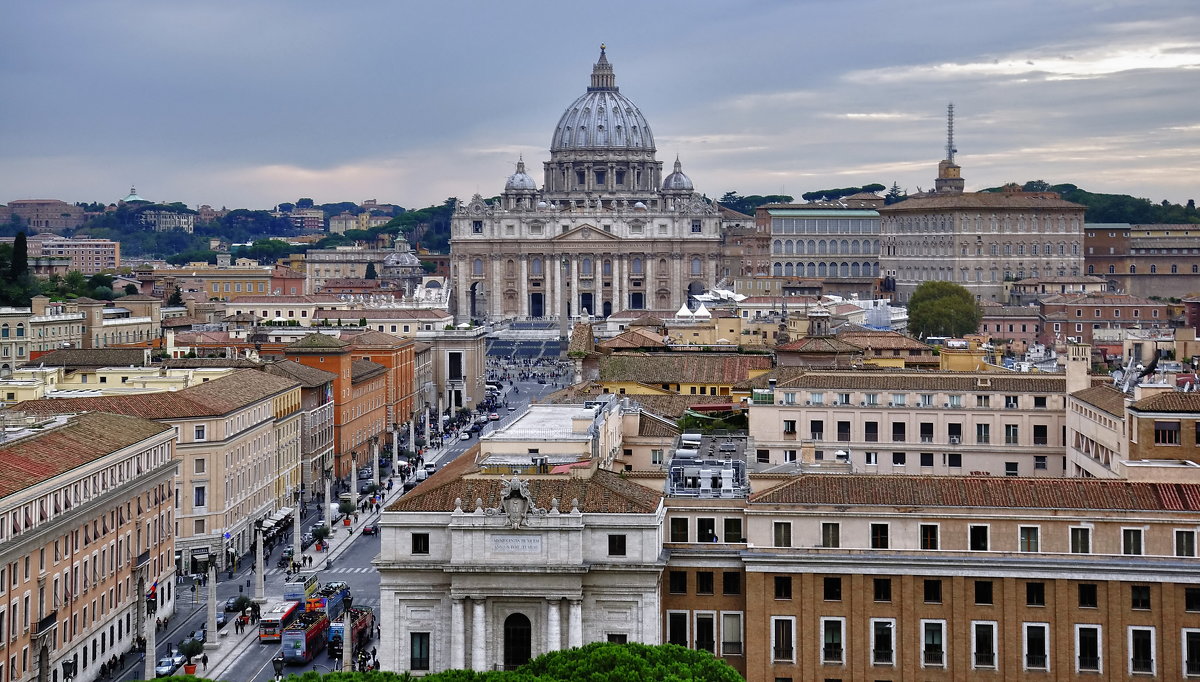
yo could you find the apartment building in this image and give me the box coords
[263,361,336,504]
[663,475,1200,681]
[746,368,1068,476]
[13,370,303,573]
[225,295,351,326]
[1085,223,1200,297]
[342,330,418,432]
[34,237,121,274]
[1038,294,1170,346]
[0,412,177,682]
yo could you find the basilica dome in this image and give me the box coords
[504,158,538,191]
[550,46,655,153]
[661,157,693,191]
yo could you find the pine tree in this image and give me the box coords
[10,232,28,281]
[168,286,184,306]
[364,262,378,279]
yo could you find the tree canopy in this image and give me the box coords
[981,181,1199,224]
[906,281,982,339]
[716,191,793,216]
[800,184,885,202]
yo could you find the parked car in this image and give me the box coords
[460,431,471,441]
[215,612,228,629]
[224,597,240,612]
[155,654,185,678]
[362,524,379,536]
[182,629,207,646]
[358,468,373,480]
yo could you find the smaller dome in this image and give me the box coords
[633,201,647,210]
[505,158,538,191]
[536,200,549,209]
[661,157,693,191]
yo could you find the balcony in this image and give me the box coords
[1185,658,1200,675]
[695,639,714,654]
[822,644,843,663]
[773,646,793,662]
[924,649,944,666]
[1132,658,1154,673]
[920,435,934,443]
[809,432,824,441]
[721,641,743,656]
[872,649,893,665]
[1078,655,1100,672]
[975,651,995,667]
[1026,653,1047,669]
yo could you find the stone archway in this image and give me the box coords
[503,613,532,670]
[469,282,489,319]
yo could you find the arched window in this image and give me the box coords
[690,257,702,276]
[1171,264,1178,274]
[818,240,827,255]
[530,258,543,276]
[1129,265,1136,274]
[784,263,794,277]
[840,262,849,277]
[1150,265,1157,274]
[602,260,612,276]
[784,240,794,255]
[807,239,816,255]
[472,258,484,276]
[851,262,861,276]
[807,262,817,277]
[773,262,783,276]
[773,239,782,254]
[582,258,593,276]
[506,259,516,277]
[840,239,849,255]
[1088,265,1095,274]
[631,257,643,275]
[1109,265,1115,274]
[818,262,827,277]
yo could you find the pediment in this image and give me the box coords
[551,224,620,241]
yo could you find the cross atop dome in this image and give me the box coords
[589,43,617,92]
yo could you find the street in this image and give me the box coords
[111,365,567,682]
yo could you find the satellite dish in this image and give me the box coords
[1112,369,1125,383]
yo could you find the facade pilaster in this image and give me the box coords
[567,599,583,648]
[519,256,529,318]
[546,598,562,653]
[451,598,466,670]
[471,598,486,670]
[570,257,579,319]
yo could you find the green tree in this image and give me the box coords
[364,262,377,280]
[296,198,315,209]
[906,281,982,339]
[10,232,28,281]
[169,286,184,306]
[123,283,139,296]
[884,182,907,205]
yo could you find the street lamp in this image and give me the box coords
[62,658,76,682]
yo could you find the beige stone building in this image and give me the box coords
[13,370,302,574]
[450,47,723,322]
[746,367,1069,476]
[0,411,177,682]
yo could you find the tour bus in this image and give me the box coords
[283,573,320,603]
[281,611,331,663]
[305,581,351,622]
[259,600,302,642]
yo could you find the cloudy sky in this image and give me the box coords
[3,0,1198,210]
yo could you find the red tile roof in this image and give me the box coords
[1071,385,1126,415]
[752,474,1200,511]
[598,353,772,384]
[11,369,299,419]
[0,412,172,498]
[1130,391,1200,413]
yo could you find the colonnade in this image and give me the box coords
[448,596,583,670]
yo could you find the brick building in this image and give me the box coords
[1037,293,1170,346]
[1085,223,1200,298]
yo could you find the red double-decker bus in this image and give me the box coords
[259,600,301,642]
[281,612,330,663]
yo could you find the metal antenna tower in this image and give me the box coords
[945,103,958,163]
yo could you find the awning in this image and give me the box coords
[190,551,210,560]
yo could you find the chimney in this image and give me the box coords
[1065,342,1091,395]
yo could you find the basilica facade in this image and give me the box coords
[450,47,724,323]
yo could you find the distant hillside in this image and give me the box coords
[984,181,1199,224]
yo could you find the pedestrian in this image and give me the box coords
[201,653,209,671]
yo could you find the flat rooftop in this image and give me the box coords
[483,404,599,442]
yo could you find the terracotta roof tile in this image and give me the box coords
[12,369,298,419]
[598,353,771,385]
[34,348,150,368]
[350,359,387,383]
[752,474,1200,512]
[0,412,172,498]
[1071,385,1126,415]
[386,465,661,514]
[285,333,349,351]
[776,337,863,353]
[736,368,1065,393]
[638,412,680,438]
[1131,391,1200,413]
[880,191,1085,212]
[263,360,337,388]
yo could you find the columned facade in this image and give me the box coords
[450,47,721,323]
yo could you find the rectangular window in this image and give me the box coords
[697,518,715,542]
[1184,628,1200,677]
[1005,395,1019,409]
[1005,461,1019,476]
[1026,581,1046,607]
[410,632,430,670]
[1033,425,1048,446]
[1005,424,1019,445]
[1070,526,1091,554]
[969,525,989,551]
[871,618,895,665]
[977,395,991,408]
[922,620,946,668]
[772,617,795,663]
[724,518,742,543]
[651,449,665,465]
[823,577,842,601]
[607,534,626,556]
[891,423,905,442]
[1177,529,1197,557]
[668,571,687,594]
[1076,625,1101,673]
[670,517,688,543]
[973,621,997,669]
[774,576,792,600]
[411,533,429,555]
[1079,583,1098,608]
[1019,526,1040,552]
[920,452,934,467]
[1131,584,1151,610]
[193,425,206,442]
[667,612,688,646]
[694,613,715,653]
[1187,587,1200,612]
[1024,623,1049,671]
[692,571,712,595]
[870,523,889,549]
[1129,627,1155,675]
[820,618,844,664]
[864,421,878,442]
[720,612,743,656]
[821,522,840,548]
[773,522,791,548]
[920,524,939,550]
[1154,420,1181,445]
[1122,528,1144,555]
[193,486,205,508]
[891,452,906,466]
[874,578,891,603]
[722,572,741,596]
[923,579,942,604]
[976,423,990,444]
[782,419,797,434]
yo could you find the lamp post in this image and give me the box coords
[341,595,355,673]
[61,659,76,682]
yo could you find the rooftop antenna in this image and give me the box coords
[945,103,958,163]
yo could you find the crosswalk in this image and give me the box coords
[266,566,378,576]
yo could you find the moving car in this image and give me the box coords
[361,524,379,536]
[216,612,228,629]
[154,654,186,678]
[182,629,207,646]
[460,431,471,441]
[488,412,500,421]
[224,597,241,612]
